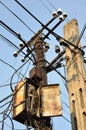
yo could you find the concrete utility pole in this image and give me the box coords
[64,19,86,130]
[35,35,52,130]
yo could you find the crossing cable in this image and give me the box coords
[0,82,19,88]
[14,0,84,54]
[0,94,13,104]
[2,112,14,130]
[0,103,13,123]
[0,22,36,62]
[1,21,19,39]
[0,34,35,64]
[0,100,12,109]
[46,0,57,10]
[15,0,45,27]
[10,59,29,92]
[46,60,68,81]
[39,0,52,13]
[76,22,86,46]
[0,34,20,50]
[0,1,35,34]
[0,58,25,78]
[62,115,71,124]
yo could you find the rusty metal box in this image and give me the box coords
[37,84,62,117]
[12,78,27,124]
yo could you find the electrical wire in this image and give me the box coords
[1,21,19,39]
[10,59,29,92]
[39,0,52,13]
[0,104,13,123]
[76,22,86,46]
[46,59,68,81]
[2,112,5,130]
[0,82,19,88]
[0,94,13,104]
[0,58,25,78]
[62,101,70,109]
[15,0,84,54]
[0,100,12,109]
[46,0,57,10]
[2,112,14,130]
[0,34,36,63]
[15,0,44,26]
[62,115,71,124]
[0,1,35,35]
[63,108,70,116]
[21,62,31,79]
[1,21,32,54]
[0,34,19,50]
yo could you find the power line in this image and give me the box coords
[0,82,19,88]
[0,1,35,34]
[62,115,71,124]
[0,100,12,109]
[14,0,84,55]
[0,34,19,50]
[39,0,52,13]
[15,0,44,26]
[1,21,19,39]
[0,58,25,77]
[0,26,36,63]
[10,59,29,92]
[46,0,57,10]
[0,94,13,104]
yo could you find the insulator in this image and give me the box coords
[55,45,60,53]
[21,57,25,62]
[19,41,24,48]
[57,8,62,15]
[52,11,57,18]
[13,51,19,57]
[59,14,64,21]
[63,13,67,19]
[45,42,49,49]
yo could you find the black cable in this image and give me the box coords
[1,21,19,39]
[62,102,70,109]
[0,102,13,123]
[0,94,13,104]
[76,22,86,46]
[0,100,12,109]
[43,19,64,40]
[62,115,71,124]
[15,0,44,26]
[0,1,35,34]
[2,113,5,130]
[13,1,84,54]
[2,105,13,122]
[1,21,31,57]
[3,112,14,130]
[0,34,19,50]
[0,82,19,88]
[21,62,30,79]
[46,60,68,81]
[0,34,36,63]
[10,59,29,92]
[47,0,57,10]
[39,0,52,13]
[0,58,25,78]
[8,114,14,130]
